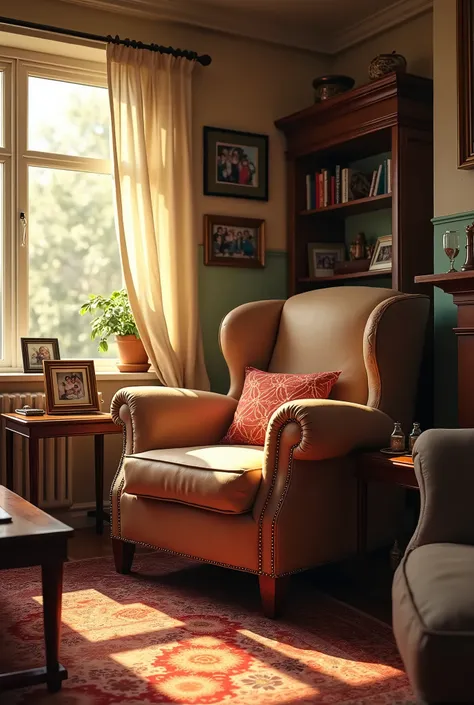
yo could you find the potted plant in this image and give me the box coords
[80,289,150,373]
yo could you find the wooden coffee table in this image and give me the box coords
[2,412,122,534]
[355,451,417,555]
[0,486,73,692]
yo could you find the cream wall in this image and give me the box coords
[331,11,433,85]
[433,0,474,216]
[0,0,327,505]
[1,0,327,251]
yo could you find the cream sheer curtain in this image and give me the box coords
[107,44,209,389]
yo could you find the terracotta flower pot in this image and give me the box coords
[115,335,150,373]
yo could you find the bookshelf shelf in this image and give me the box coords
[299,269,391,284]
[299,193,392,217]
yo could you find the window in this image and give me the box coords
[0,52,122,368]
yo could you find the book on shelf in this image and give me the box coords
[368,158,392,197]
[305,158,392,210]
[342,168,351,203]
[322,169,329,207]
[335,165,341,204]
[318,172,324,208]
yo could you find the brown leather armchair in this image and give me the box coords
[110,286,429,616]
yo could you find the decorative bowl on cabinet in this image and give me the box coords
[312,75,355,102]
[368,51,407,80]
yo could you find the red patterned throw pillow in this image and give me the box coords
[221,367,341,446]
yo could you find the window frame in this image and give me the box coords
[0,46,119,371]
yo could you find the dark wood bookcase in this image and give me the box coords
[275,73,434,298]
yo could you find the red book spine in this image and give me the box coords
[318,173,324,208]
[330,176,336,205]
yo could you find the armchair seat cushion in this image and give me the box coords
[393,543,474,703]
[123,445,264,514]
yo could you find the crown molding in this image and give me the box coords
[54,0,433,55]
[55,0,326,53]
[332,0,433,54]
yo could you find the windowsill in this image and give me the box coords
[0,371,158,384]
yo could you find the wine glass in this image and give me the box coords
[443,230,460,273]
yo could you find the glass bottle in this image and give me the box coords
[409,422,422,452]
[390,422,405,452]
[390,540,403,571]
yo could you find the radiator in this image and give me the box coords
[0,393,73,509]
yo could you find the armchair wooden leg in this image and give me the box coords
[112,539,136,575]
[259,575,290,618]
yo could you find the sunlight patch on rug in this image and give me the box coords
[0,553,413,705]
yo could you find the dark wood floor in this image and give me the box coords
[68,527,394,625]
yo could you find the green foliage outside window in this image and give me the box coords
[28,88,122,359]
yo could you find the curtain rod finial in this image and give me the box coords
[199,54,212,67]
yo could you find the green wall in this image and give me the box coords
[198,246,287,392]
[432,210,474,427]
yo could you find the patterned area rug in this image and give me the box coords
[0,552,414,704]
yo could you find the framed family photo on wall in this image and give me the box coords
[21,337,60,373]
[43,360,99,414]
[203,126,269,201]
[457,0,474,169]
[204,214,265,268]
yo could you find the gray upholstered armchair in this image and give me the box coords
[393,429,474,703]
[110,286,429,617]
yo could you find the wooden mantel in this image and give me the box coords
[415,270,474,427]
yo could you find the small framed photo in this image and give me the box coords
[307,242,346,278]
[204,214,265,268]
[370,235,393,271]
[203,126,269,201]
[21,338,60,374]
[43,360,99,415]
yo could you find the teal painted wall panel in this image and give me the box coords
[432,210,474,427]
[344,208,392,251]
[198,246,287,393]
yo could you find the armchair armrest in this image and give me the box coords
[408,428,474,550]
[253,398,394,574]
[265,398,394,463]
[111,386,238,454]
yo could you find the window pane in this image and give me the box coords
[28,167,122,358]
[28,77,110,158]
[0,71,4,148]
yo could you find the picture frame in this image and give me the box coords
[307,242,345,278]
[204,214,265,268]
[203,126,269,201]
[43,360,99,415]
[369,235,393,271]
[457,0,474,169]
[21,337,60,374]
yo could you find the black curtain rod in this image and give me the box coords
[0,16,212,66]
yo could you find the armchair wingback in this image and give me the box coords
[111,286,429,616]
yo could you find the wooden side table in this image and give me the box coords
[355,451,418,556]
[2,412,122,534]
[0,486,73,693]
